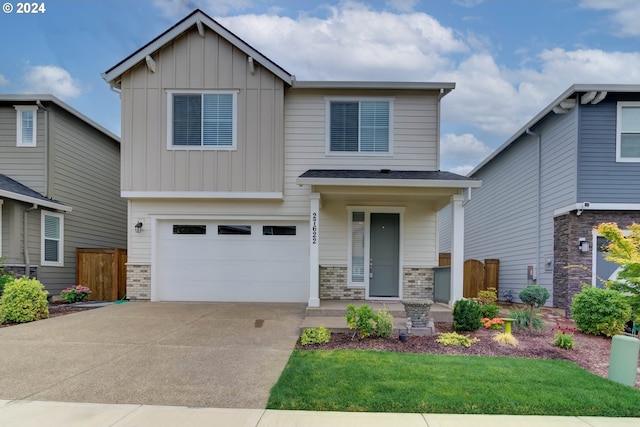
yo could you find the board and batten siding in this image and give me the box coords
[34,105,126,293]
[578,99,640,202]
[0,105,47,194]
[120,26,284,194]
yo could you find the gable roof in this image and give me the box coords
[469,84,640,176]
[0,174,72,212]
[0,94,120,143]
[102,9,293,87]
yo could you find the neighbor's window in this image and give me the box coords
[327,99,392,154]
[617,102,640,162]
[15,105,38,147]
[350,211,365,283]
[41,211,63,266]
[168,91,237,149]
[218,225,251,235]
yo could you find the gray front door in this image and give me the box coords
[369,213,400,298]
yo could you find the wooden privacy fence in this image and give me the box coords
[76,248,127,301]
[439,254,499,299]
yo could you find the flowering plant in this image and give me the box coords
[60,285,91,303]
[552,322,577,349]
[482,317,504,330]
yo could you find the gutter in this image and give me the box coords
[23,204,38,274]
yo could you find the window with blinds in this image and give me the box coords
[617,102,640,162]
[14,106,38,147]
[169,92,236,149]
[42,212,63,266]
[329,100,390,153]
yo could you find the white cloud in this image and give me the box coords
[23,65,83,100]
[0,74,8,86]
[440,133,492,173]
[580,0,640,37]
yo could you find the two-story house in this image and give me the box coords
[0,95,126,295]
[102,9,479,307]
[439,84,640,314]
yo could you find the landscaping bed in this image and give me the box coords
[297,306,635,387]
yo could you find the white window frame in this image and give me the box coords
[591,228,629,286]
[616,101,640,162]
[166,90,238,151]
[14,105,38,147]
[325,97,394,156]
[346,206,404,291]
[41,211,64,267]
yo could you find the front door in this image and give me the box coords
[369,213,400,298]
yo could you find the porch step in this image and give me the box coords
[305,301,406,318]
[300,315,409,335]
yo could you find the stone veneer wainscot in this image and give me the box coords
[126,264,151,300]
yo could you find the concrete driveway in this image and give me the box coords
[0,302,305,408]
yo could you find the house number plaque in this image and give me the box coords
[312,212,317,244]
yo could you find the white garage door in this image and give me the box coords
[156,220,309,302]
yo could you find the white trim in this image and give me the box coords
[121,191,283,200]
[14,105,38,147]
[616,101,640,163]
[166,90,238,151]
[308,193,320,307]
[346,206,405,300]
[41,211,64,267]
[325,97,395,156]
[554,202,640,217]
[591,228,629,287]
[0,199,3,257]
[296,177,481,188]
[149,214,306,221]
[0,190,72,212]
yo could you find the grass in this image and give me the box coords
[267,350,640,416]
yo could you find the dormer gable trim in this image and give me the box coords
[102,9,293,88]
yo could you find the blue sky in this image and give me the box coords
[1,0,640,174]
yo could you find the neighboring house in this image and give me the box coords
[439,84,640,313]
[102,9,480,307]
[0,95,126,295]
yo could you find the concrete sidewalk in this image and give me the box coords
[0,400,637,427]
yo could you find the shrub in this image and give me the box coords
[375,307,394,338]
[300,327,331,346]
[0,256,14,294]
[519,285,550,331]
[493,333,518,347]
[477,287,498,305]
[452,299,482,332]
[509,308,544,330]
[60,285,91,303]
[0,277,49,323]
[571,286,631,337]
[480,304,501,319]
[552,332,575,349]
[436,332,478,347]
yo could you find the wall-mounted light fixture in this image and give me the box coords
[134,221,143,233]
[578,237,589,253]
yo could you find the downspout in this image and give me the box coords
[526,128,541,282]
[36,100,49,196]
[23,204,38,277]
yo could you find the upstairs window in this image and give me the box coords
[617,102,640,162]
[168,91,237,150]
[327,99,392,154]
[15,106,38,147]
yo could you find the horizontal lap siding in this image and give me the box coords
[578,99,640,202]
[121,26,284,194]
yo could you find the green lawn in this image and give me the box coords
[267,350,640,416]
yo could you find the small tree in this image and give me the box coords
[519,285,550,331]
[596,222,640,320]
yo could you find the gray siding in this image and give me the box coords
[578,99,640,202]
[437,204,452,254]
[0,105,47,194]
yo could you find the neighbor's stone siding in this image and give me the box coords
[554,210,639,316]
[403,267,434,301]
[127,264,151,300]
[319,265,365,300]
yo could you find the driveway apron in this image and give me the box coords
[0,302,305,408]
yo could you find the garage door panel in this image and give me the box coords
[156,221,309,302]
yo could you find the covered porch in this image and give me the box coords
[296,169,481,309]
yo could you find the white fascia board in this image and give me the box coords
[293,81,455,92]
[0,190,72,212]
[553,202,640,217]
[295,177,481,188]
[103,11,292,86]
[121,191,284,200]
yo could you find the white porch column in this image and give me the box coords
[450,194,465,306]
[308,193,321,307]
